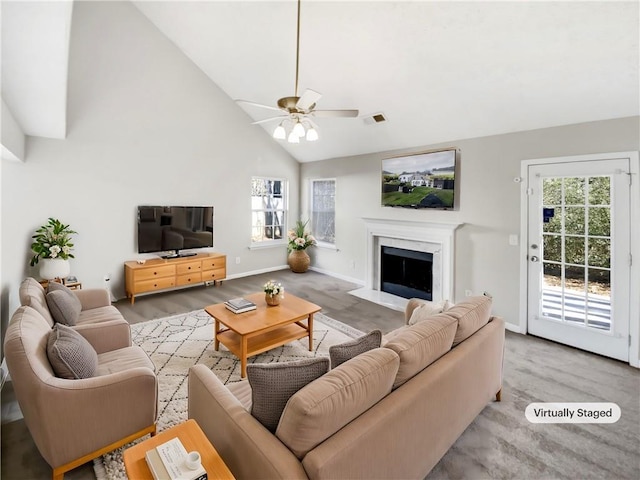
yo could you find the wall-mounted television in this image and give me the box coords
[382,148,458,209]
[137,206,214,258]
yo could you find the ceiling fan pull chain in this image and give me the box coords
[295,0,301,98]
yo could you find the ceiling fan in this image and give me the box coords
[235,0,359,143]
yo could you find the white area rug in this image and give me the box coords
[94,309,362,480]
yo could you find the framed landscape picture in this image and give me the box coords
[381,148,459,210]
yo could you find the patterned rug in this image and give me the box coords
[93,309,362,479]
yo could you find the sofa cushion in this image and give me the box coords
[329,329,382,369]
[384,314,457,389]
[447,296,493,346]
[408,300,450,325]
[95,346,155,376]
[47,323,98,379]
[276,348,399,459]
[46,289,82,326]
[246,357,329,432]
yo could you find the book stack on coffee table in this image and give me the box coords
[224,297,256,314]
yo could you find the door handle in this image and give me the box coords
[530,256,539,262]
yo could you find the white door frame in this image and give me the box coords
[518,151,640,367]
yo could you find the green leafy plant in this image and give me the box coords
[30,218,77,266]
[287,220,316,252]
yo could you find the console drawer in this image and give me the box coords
[136,276,175,293]
[202,268,225,281]
[202,258,225,271]
[134,265,176,281]
[177,261,202,275]
[176,272,203,286]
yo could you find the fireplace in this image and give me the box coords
[349,218,462,311]
[381,246,433,301]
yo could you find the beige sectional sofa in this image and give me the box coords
[188,296,505,479]
[19,277,130,353]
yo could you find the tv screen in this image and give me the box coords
[381,149,458,209]
[137,206,214,256]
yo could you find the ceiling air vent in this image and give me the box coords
[363,112,387,125]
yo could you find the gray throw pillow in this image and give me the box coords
[329,329,382,369]
[247,357,330,432]
[46,282,81,326]
[47,323,98,379]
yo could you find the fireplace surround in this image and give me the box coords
[350,218,462,311]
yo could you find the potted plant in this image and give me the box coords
[30,218,77,280]
[287,220,316,273]
[263,279,284,306]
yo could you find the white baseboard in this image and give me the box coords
[309,266,364,286]
[224,265,289,280]
[505,322,527,334]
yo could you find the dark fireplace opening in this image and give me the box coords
[380,246,433,301]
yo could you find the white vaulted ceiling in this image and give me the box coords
[2,1,638,162]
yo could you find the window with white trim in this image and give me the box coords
[251,177,287,244]
[310,178,336,245]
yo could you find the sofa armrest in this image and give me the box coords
[74,289,111,310]
[188,365,307,479]
[33,367,157,468]
[74,319,132,354]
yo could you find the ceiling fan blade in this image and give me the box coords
[251,116,288,125]
[312,109,359,118]
[236,99,283,112]
[296,89,322,111]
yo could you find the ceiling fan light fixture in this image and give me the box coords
[273,123,286,140]
[306,126,318,141]
[287,130,300,143]
[292,121,306,137]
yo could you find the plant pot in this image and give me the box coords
[265,293,281,306]
[39,258,71,281]
[288,249,310,273]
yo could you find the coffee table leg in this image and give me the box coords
[307,313,314,351]
[241,336,248,378]
[214,319,220,351]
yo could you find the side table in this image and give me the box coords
[39,278,82,290]
[123,419,235,480]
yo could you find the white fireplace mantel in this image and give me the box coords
[351,218,463,311]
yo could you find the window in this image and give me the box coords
[310,179,336,245]
[251,177,287,245]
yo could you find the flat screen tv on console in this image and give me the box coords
[137,206,214,258]
[381,148,459,209]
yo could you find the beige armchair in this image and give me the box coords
[4,305,158,480]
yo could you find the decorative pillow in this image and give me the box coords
[276,348,399,459]
[47,323,98,379]
[46,282,82,326]
[447,295,493,346]
[246,357,329,432]
[407,300,450,326]
[329,329,382,369]
[384,313,458,389]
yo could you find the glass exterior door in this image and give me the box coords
[527,159,630,361]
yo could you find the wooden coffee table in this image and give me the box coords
[205,292,321,378]
[123,419,234,479]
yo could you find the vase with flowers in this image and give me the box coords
[287,220,316,273]
[29,218,77,280]
[263,279,284,306]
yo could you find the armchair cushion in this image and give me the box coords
[329,329,382,369]
[47,323,98,379]
[46,289,82,326]
[247,357,330,432]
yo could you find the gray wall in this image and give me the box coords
[0,1,299,321]
[300,116,640,330]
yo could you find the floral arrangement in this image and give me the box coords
[29,218,77,266]
[263,279,284,297]
[287,220,316,252]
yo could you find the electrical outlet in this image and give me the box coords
[235,257,241,264]
[465,290,473,297]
